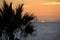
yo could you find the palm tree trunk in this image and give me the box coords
[9,31,14,40]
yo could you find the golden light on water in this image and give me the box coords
[42,2,60,5]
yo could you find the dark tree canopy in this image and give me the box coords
[0,0,35,40]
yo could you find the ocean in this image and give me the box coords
[24,22,60,40]
[1,22,60,40]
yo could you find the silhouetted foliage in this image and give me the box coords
[0,0,35,40]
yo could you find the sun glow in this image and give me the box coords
[42,2,60,5]
[41,20,45,23]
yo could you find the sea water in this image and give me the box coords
[1,22,60,40]
[25,22,60,40]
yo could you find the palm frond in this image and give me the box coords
[0,0,35,40]
[0,9,3,15]
[16,4,23,20]
[22,13,35,25]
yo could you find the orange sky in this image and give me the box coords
[0,0,60,22]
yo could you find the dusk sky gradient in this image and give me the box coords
[0,0,60,22]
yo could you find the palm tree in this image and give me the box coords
[0,0,35,40]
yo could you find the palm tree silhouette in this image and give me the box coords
[0,0,35,40]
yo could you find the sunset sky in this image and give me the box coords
[0,0,60,22]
